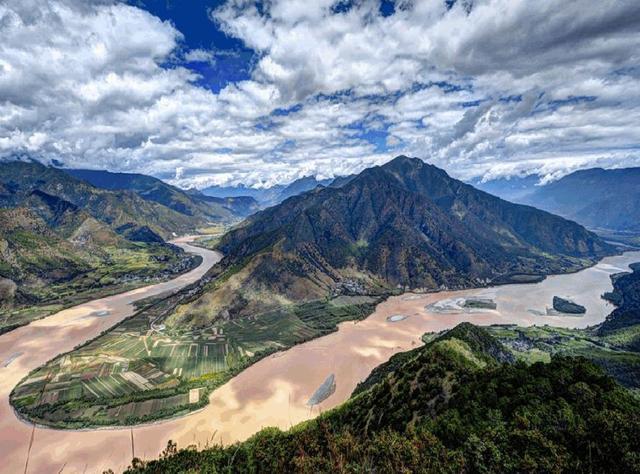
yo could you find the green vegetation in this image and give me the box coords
[10,295,382,428]
[486,325,640,394]
[0,161,214,333]
[0,207,199,333]
[482,262,640,395]
[7,157,621,430]
[124,324,640,473]
[599,262,640,338]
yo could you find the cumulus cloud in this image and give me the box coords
[1,0,640,187]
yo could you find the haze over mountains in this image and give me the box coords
[166,156,611,328]
[474,167,640,236]
[202,175,334,207]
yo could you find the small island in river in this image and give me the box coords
[552,296,586,314]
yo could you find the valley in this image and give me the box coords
[1,156,639,474]
[9,155,617,430]
[4,2,640,471]
[0,241,638,472]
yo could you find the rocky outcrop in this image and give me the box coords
[552,296,586,314]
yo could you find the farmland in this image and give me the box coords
[1,243,200,334]
[11,293,382,428]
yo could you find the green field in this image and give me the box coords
[486,324,640,393]
[11,295,382,428]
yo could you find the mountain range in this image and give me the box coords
[202,175,334,206]
[64,168,258,223]
[474,167,640,236]
[165,156,612,329]
[0,162,209,328]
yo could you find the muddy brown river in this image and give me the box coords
[1,246,639,473]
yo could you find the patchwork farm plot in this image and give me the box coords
[11,294,382,427]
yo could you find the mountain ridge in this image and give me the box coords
[64,168,257,221]
[167,156,612,328]
[125,323,640,473]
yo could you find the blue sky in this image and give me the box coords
[130,1,253,92]
[1,0,640,188]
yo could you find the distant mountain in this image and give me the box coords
[474,167,640,235]
[201,183,283,203]
[65,168,256,220]
[166,156,611,328]
[201,175,334,207]
[184,188,259,217]
[0,161,206,239]
[518,168,640,234]
[471,174,541,203]
[275,175,333,203]
[328,173,357,188]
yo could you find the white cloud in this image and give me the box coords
[184,48,214,63]
[1,0,640,188]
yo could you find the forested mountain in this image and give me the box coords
[0,162,201,331]
[0,161,204,239]
[65,168,257,220]
[127,324,640,473]
[166,156,611,328]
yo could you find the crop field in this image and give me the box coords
[11,295,383,427]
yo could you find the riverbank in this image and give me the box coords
[1,249,638,473]
[0,238,221,474]
[0,241,202,336]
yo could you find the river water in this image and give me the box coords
[0,247,638,473]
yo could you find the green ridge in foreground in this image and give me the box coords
[124,323,640,473]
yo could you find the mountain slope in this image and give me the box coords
[476,167,640,235]
[274,175,333,204]
[0,162,202,331]
[185,188,259,218]
[521,167,640,233]
[65,168,256,220]
[0,161,203,238]
[127,324,640,473]
[166,156,611,328]
[471,174,541,203]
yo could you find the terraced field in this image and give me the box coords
[11,294,382,427]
